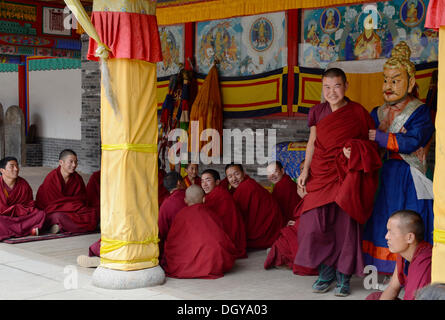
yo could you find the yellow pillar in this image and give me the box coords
[432,27,445,283]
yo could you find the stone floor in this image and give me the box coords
[0,166,380,300]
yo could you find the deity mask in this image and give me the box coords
[382,66,416,105]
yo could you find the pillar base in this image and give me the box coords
[92,265,166,290]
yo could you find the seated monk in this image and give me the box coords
[36,149,97,234]
[162,184,237,279]
[86,170,100,227]
[201,169,247,259]
[183,163,201,187]
[267,161,302,225]
[0,156,46,240]
[158,171,187,254]
[366,210,432,300]
[225,163,283,249]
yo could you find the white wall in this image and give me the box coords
[0,72,19,111]
[28,69,82,140]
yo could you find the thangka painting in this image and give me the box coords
[195,12,287,77]
[157,24,184,78]
[300,0,438,69]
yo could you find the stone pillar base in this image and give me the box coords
[92,265,166,290]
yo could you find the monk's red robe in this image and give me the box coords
[86,170,100,224]
[272,174,302,224]
[204,185,247,258]
[36,166,97,233]
[184,175,201,188]
[0,177,46,241]
[158,189,186,254]
[233,176,283,249]
[162,203,237,279]
[158,169,169,208]
[366,241,432,300]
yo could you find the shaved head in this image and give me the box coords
[185,184,205,206]
[59,149,77,160]
[389,210,425,243]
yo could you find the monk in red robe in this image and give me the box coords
[183,163,201,187]
[267,161,302,224]
[295,68,381,297]
[36,149,97,234]
[158,167,169,208]
[86,170,100,226]
[158,171,187,256]
[366,210,432,300]
[226,163,283,249]
[162,185,237,279]
[0,156,46,241]
[201,169,247,258]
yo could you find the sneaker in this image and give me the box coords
[49,224,60,234]
[31,227,39,236]
[77,255,100,268]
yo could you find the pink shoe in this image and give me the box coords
[31,227,39,236]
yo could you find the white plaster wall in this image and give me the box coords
[0,72,19,111]
[28,69,81,140]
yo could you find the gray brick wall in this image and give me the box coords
[37,137,82,168]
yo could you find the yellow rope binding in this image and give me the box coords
[102,143,157,153]
[434,229,445,244]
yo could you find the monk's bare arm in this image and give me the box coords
[297,126,316,188]
[379,267,401,300]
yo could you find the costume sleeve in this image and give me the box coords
[370,107,380,128]
[374,104,434,154]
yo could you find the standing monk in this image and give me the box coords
[267,161,302,225]
[162,185,237,279]
[36,149,97,234]
[294,68,381,297]
[183,163,201,187]
[0,157,46,240]
[201,169,247,258]
[363,42,435,275]
[226,163,283,249]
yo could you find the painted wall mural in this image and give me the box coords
[300,0,438,69]
[195,12,287,77]
[157,24,184,78]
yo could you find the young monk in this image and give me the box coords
[158,171,187,252]
[0,156,46,240]
[183,163,201,187]
[366,210,432,300]
[226,163,283,249]
[267,161,302,225]
[36,149,97,234]
[201,169,247,258]
[162,184,237,279]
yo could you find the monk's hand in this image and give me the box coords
[297,171,307,188]
[287,220,295,226]
[369,129,376,141]
[343,147,351,159]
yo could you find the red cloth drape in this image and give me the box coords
[233,176,283,249]
[425,0,445,29]
[297,102,381,224]
[272,174,302,224]
[36,167,97,233]
[204,185,247,258]
[87,12,162,63]
[162,203,237,279]
[397,241,432,300]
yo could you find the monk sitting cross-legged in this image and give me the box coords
[366,210,432,300]
[162,185,237,279]
[226,163,284,249]
[201,169,247,259]
[36,149,97,234]
[0,156,46,241]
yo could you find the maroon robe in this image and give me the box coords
[86,170,100,224]
[36,166,97,233]
[158,189,186,252]
[232,175,283,249]
[184,175,201,188]
[158,169,169,208]
[162,203,237,279]
[204,185,247,258]
[0,177,46,241]
[366,241,432,300]
[272,174,302,224]
[293,101,381,276]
